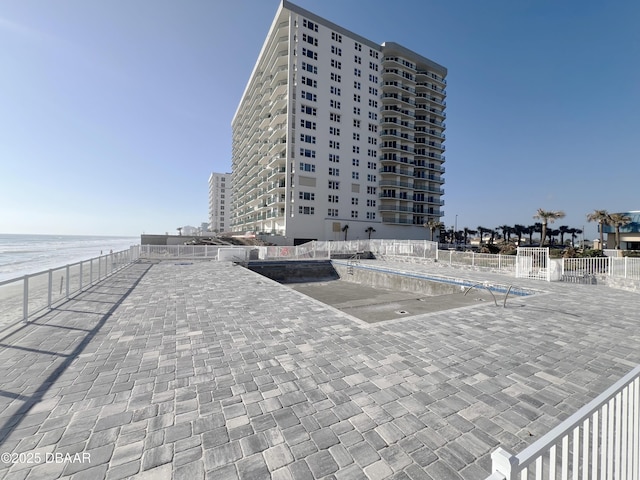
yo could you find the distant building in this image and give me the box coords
[208,172,232,233]
[601,211,640,250]
[231,0,446,244]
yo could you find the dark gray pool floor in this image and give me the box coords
[288,280,492,323]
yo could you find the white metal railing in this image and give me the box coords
[436,250,517,272]
[516,247,550,281]
[486,364,640,480]
[0,246,140,328]
[562,256,640,282]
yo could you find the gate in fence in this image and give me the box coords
[516,247,550,281]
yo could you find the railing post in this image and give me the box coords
[472,252,475,266]
[80,262,84,291]
[491,448,518,480]
[23,276,29,322]
[47,269,53,308]
[66,265,70,298]
[625,256,628,279]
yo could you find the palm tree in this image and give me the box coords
[558,225,570,246]
[177,227,183,236]
[608,213,632,249]
[424,218,443,242]
[533,209,566,247]
[586,209,610,250]
[513,224,526,246]
[463,228,476,246]
[498,225,511,243]
[568,228,582,247]
[477,226,489,245]
[342,224,349,241]
[365,226,376,240]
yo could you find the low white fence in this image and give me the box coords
[486,364,640,480]
[562,256,640,282]
[0,246,140,328]
[437,250,517,272]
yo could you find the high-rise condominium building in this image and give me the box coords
[231,0,446,244]
[208,172,232,233]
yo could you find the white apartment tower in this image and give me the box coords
[208,172,232,233]
[232,0,446,244]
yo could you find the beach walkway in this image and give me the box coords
[0,259,639,479]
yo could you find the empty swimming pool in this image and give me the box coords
[245,260,533,323]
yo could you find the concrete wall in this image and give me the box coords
[141,234,201,246]
[332,263,463,296]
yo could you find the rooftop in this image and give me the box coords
[0,259,638,479]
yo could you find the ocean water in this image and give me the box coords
[0,234,139,282]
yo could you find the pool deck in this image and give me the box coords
[0,258,639,479]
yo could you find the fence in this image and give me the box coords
[485,364,640,480]
[0,246,140,328]
[562,256,640,282]
[516,247,550,281]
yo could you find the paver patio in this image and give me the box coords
[0,258,639,479]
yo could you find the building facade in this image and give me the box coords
[602,211,640,250]
[208,172,232,233]
[231,0,446,244]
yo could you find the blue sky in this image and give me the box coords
[0,1,638,238]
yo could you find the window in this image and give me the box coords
[330,72,342,82]
[354,68,361,77]
[301,105,317,116]
[368,137,377,145]
[369,99,378,108]
[299,191,315,201]
[299,206,315,214]
[301,149,316,158]
[331,59,342,69]
[368,123,378,132]
[301,119,316,130]
[299,161,316,171]
[331,45,342,56]
[354,55,361,64]
[354,94,361,103]
[302,90,317,101]
[331,32,342,42]
[351,211,358,218]
[353,119,360,128]
[352,133,360,141]
[302,33,317,46]
[366,212,376,220]
[303,19,318,32]
[328,180,340,190]
[353,146,360,153]
[367,161,377,170]
[366,199,376,207]
[369,87,378,96]
[328,208,338,217]
[355,42,362,51]
[353,107,360,115]
[330,112,341,122]
[369,49,379,59]
[328,194,339,203]
[329,126,340,136]
[329,154,340,162]
[301,76,317,88]
[369,61,379,71]
[330,86,341,96]
[367,149,377,158]
[369,74,378,83]
[300,134,316,144]
[329,167,339,176]
[369,111,378,120]
[354,81,361,90]
[367,186,377,195]
[302,48,317,60]
[329,140,340,149]
[330,100,341,109]
[351,197,359,205]
[352,158,359,166]
[367,174,377,182]
[301,62,317,74]
[352,171,359,179]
